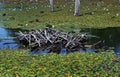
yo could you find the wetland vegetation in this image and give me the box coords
[0,0,120,77]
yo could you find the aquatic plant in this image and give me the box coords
[0,49,119,77]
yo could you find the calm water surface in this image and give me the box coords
[82,27,120,56]
[0,23,18,49]
[82,27,120,47]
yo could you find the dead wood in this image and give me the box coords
[15,27,89,53]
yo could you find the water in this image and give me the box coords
[115,44,120,56]
[0,23,18,49]
[29,27,120,54]
[85,27,120,47]
[82,27,120,56]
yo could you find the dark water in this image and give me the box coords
[85,27,120,47]
[82,27,120,56]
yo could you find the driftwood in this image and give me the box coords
[15,27,89,53]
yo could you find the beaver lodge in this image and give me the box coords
[15,27,113,54]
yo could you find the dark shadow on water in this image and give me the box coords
[81,27,120,56]
[81,27,120,47]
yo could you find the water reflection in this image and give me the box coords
[84,27,120,56]
[82,27,120,47]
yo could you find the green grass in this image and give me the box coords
[0,0,120,31]
[0,49,120,77]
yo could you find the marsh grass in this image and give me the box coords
[0,0,120,31]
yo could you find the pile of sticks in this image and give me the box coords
[15,27,89,53]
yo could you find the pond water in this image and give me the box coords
[82,27,120,47]
[0,23,19,49]
[82,27,120,56]
[92,27,120,56]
